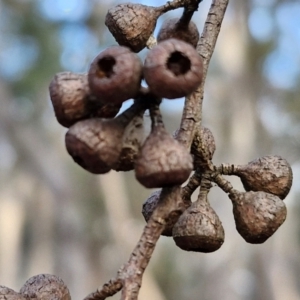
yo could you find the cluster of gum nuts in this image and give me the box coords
[48,1,293,254]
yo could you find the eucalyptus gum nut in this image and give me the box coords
[105,3,162,52]
[113,112,145,172]
[191,126,216,170]
[143,39,203,99]
[66,102,145,174]
[229,191,287,244]
[135,124,193,188]
[0,286,26,300]
[157,18,200,48]
[172,195,224,252]
[142,190,161,223]
[20,274,71,300]
[142,189,190,236]
[65,119,118,174]
[234,155,293,200]
[49,72,91,128]
[49,72,121,128]
[88,46,143,105]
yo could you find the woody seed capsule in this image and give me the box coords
[229,190,287,244]
[88,46,143,105]
[113,111,145,172]
[142,189,191,236]
[105,3,163,52]
[66,101,146,174]
[49,72,121,127]
[143,39,203,99]
[0,286,26,300]
[20,274,71,300]
[173,181,224,252]
[222,155,293,200]
[135,104,193,188]
[157,18,199,48]
[191,126,216,170]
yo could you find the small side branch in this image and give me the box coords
[84,278,122,300]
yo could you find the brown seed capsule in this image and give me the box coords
[88,46,142,105]
[173,181,225,252]
[105,3,163,52]
[229,190,287,244]
[113,111,145,172]
[20,274,71,300]
[135,104,193,188]
[0,286,26,300]
[191,126,216,170]
[143,39,203,99]
[49,72,121,127]
[66,101,146,174]
[142,189,191,236]
[157,18,199,48]
[222,155,293,200]
[142,190,161,223]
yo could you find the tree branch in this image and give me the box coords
[84,0,229,299]
[176,0,229,149]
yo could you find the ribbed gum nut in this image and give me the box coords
[65,102,144,174]
[105,3,162,52]
[0,286,26,300]
[191,126,216,170]
[88,46,142,105]
[142,189,191,236]
[234,155,293,200]
[49,72,121,128]
[229,191,287,244]
[142,190,161,223]
[143,39,203,99]
[49,72,90,127]
[135,124,193,188]
[65,119,117,174]
[20,274,71,300]
[172,191,224,252]
[113,112,145,172]
[157,18,199,48]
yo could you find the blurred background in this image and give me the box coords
[0,0,299,299]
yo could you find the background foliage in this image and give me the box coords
[0,0,299,299]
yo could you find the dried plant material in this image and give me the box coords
[66,101,145,174]
[105,3,163,52]
[225,155,293,200]
[88,46,142,105]
[20,274,71,300]
[157,18,199,48]
[0,286,26,300]
[113,111,145,171]
[191,126,216,170]
[229,191,287,244]
[49,72,121,127]
[142,189,191,236]
[143,39,203,99]
[135,105,193,188]
[173,182,224,252]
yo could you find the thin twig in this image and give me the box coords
[159,0,191,13]
[83,278,123,300]
[181,171,202,201]
[178,0,202,27]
